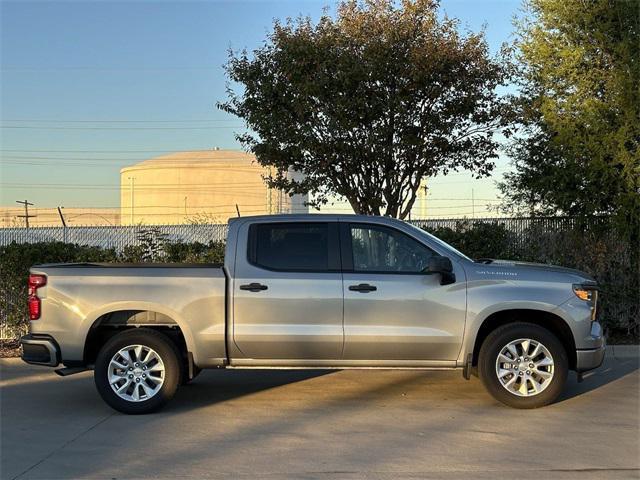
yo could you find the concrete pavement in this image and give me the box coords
[1,346,638,480]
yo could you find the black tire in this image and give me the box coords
[180,365,202,385]
[94,328,183,414]
[478,322,568,409]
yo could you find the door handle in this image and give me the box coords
[239,282,269,292]
[348,283,377,293]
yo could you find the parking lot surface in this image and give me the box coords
[1,346,638,480]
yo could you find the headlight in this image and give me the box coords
[573,284,599,320]
[573,286,594,302]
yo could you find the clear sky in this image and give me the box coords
[1,0,522,217]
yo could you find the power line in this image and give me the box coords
[1,66,220,71]
[1,125,245,130]
[3,119,240,123]
[2,204,498,214]
[0,156,511,175]
[0,162,269,172]
[0,182,274,189]
[0,155,263,162]
[0,149,219,153]
[0,161,269,172]
[0,157,512,171]
[0,183,504,195]
[2,203,270,213]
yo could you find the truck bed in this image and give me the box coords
[29,263,228,367]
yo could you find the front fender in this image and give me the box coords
[459,300,568,363]
[457,277,576,364]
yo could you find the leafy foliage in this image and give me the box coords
[499,0,640,233]
[0,242,119,338]
[426,221,512,260]
[220,0,513,218]
[163,241,226,264]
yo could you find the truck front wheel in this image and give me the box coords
[94,328,182,414]
[478,322,568,409]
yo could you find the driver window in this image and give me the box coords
[350,224,435,273]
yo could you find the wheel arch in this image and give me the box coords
[82,305,194,366]
[471,309,577,371]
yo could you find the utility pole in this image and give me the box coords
[16,199,35,228]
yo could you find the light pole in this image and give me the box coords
[472,188,475,219]
[128,176,135,224]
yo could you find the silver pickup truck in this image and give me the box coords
[21,214,605,413]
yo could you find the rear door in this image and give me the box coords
[340,221,466,362]
[232,220,344,360]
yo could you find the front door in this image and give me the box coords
[232,221,344,360]
[341,222,466,362]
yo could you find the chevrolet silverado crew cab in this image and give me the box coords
[21,214,605,414]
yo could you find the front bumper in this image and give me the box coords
[21,334,60,367]
[575,321,606,372]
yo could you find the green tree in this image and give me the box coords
[500,0,640,230]
[219,0,512,218]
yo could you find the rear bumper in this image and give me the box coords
[21,334,60,367]
[575,322,606,372]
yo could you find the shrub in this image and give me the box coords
[0,242,118,338]
[163,241,226,264]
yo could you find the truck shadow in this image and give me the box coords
[557,348,639,403]
[172,368,337,409]
[172,349,639,410]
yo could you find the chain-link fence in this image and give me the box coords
[0,223,228,250]
[0,216,611,252]
[1,217,637,340]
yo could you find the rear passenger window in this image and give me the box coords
[250,223,330,271]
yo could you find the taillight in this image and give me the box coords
[28,274,47,320]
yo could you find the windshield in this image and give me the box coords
[405,222,473,262]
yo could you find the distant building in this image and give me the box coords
[119,150,308,225]
[1,149,430,229]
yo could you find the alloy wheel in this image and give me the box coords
[495,338,554,397]
[108,344,165,402]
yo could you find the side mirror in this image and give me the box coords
[425,255,455,285]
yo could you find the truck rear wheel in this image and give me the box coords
[94,328,182,414]
[478,322,568,409]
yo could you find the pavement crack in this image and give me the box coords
[11,413,115,480]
